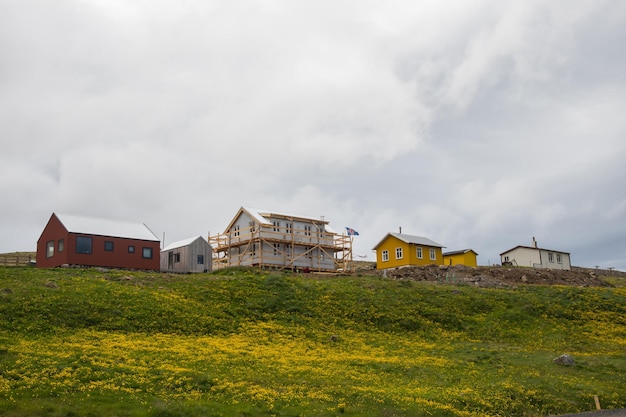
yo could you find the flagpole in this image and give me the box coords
[350,235,354,269]
[346,227,354,271]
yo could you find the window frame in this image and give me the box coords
[76,236,93,254]
[429,248,436,261]
[142,247,153,259]
[128,245,135,254]
[104,241,114,252]
[46,240,55,258]
[382,250,389,262]
[395,247,403,260]
[58,239,64,253]
[416,247,423,259]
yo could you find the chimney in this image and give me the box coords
[532,237,537,248]
[399,226,402,234]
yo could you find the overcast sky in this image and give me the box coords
[1,0,625,270]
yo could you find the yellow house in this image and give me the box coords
[443,249,478,267]
[373,232,445,270]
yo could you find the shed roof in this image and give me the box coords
[443,249,478,256]
[161,236,209,252]
[373,232,445,250]
[55,213,159,242]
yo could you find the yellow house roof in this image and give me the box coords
[373,232,445,250]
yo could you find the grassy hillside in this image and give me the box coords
[0,266,625,417]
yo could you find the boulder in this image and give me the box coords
[553,354,575,366]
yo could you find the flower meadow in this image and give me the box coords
[0,266,625,416]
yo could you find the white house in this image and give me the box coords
[500,238,571,270]
[209,207,351,272]
[160,236,212,273]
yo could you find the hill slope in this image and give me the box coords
[1,266,625,417]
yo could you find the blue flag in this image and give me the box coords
[346,227,359,236]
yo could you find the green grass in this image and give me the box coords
[0,266,625,416]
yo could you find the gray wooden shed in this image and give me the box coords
[160,236,212,273]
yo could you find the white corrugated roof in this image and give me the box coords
[244,207,331,224]
[499,245,569,256]
[373,232,445,249]
[161,236,207,252]
[242,207,273,225]
[324,224,338,234]
[245,207,337,226]
[55,213,159,242]
[224,206,336,234]
[389,233,444,248]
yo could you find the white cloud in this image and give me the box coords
[1,0,626,270]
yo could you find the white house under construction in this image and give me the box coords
[209,207,352,272]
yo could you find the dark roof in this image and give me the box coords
[443,249,478,256]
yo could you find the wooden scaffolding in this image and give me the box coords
[209,221,353,272]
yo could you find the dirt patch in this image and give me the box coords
[373,264,620,287]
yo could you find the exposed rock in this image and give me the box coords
[376,265,614,287]
[553,354,575,366]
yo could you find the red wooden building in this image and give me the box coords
[36,213,160,270]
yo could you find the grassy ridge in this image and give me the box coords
[0,267,625,416]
